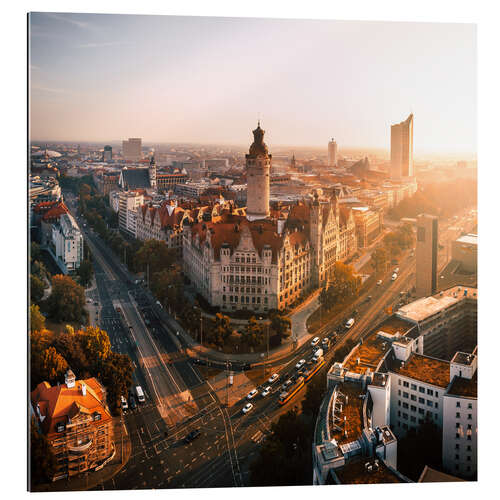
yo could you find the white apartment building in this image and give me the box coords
[314,286,477,484]
[118,191,144,238]
[50,213,84,273]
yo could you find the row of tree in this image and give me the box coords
[319,262,362,312]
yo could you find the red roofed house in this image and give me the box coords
[31,370,114,481]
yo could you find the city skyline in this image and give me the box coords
[29,13,476,154]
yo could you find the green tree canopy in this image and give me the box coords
[135,239,177,276]
[77,259,93,287]
[45,274,86,323]
[30,304,46,333]
[30,274,45,304]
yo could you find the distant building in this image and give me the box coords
[416,214,438,297]
[118,155,156,190]
[118,191,144,237]
[93,171,120,195]
[50,213,84,273]
[31,370,114,482]
[390,114,414,179]
[103,145,112,162]
[122,137,142,162]
[451,234,477,274]
[352,207,383,248]
[327,138,338,167]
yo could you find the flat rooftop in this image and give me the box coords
[397,286,477,323]
[452,351,476,366]
[329,382,365,446]
[343,334,389,375]
[456,234,477,246]
[390,353,450,388]
[343,316,415,375]
[335,458,403,485]
[447,373,477,399]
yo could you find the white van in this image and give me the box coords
[120,396,128,410]
[135,386,145,403]
[345,318,355,329]
[313,349,324,361]
[392,273,398,281]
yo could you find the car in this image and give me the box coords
[128,395,137,410]
[377,280,383,286]
[295,359,306,370]
[247,389,259,400]
[268,373,279,384]
[281,379,293,391]
[120,396,128,411]
[311,337,320,347]
[365,295,372,302]
[242,403,253,414]
[261,386,271,397]
[184,429,201,444]
[352,309,359,316]
[391,273,398,281]
[322,338,330,349]
[394,267,400,273]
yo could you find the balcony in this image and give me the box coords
[68,439,93,453]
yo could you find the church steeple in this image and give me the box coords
[249,122,269,156]
[148,150,157,189]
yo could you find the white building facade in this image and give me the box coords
[50,213,84,273]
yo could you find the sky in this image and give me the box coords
[29,13,476,154]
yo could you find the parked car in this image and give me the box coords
[376,280,383,286]
[311,337,320,347]
[242,403,253,414]
[392,273,398,281]
[295,359,306,370]
[184,429,201,444]
[268,373,279,384]
[261,386,271,397]
[322,338,330,349]
[247,389,259,400]
[121,396,128,411]
[394,267,400,273]
[281,379,293,391]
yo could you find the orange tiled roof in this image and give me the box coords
[31,378,112,437]
[41,201,69,221]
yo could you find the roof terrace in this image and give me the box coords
[329,382,365,446]
[343,334,389,375]
[390,353,450,388]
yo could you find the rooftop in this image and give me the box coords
[418,465,465,483]
[451,351,476,366]
[343,334,389,375]
[455,234,477,246]
[397,286,477,323]
[390,353,450,388]
[447,373,477,399]
[334,457,404,485]
[329,382,365,445]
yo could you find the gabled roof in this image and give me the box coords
[121,168,151,189]
[41,201,69,221]
[31,377,112,437]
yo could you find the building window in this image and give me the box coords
[427,389,433,396]
[468,414,472,420]
[403,402,408,409]
[456,433,460,439]
[403,381,409,388]
[456,412,461,418]
[419,397,425,404]
[418,408,424,415]
[403,392,409,399]
[468,403,473,409]
[435,402,439,409]
[455,444,460,450]
[411,405,416,412]
[427,400,433,407]
[419,387,425,393]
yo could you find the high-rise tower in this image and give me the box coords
[416,213,438,297]
[328,138,338,167]
[390,114,414,179]
[246,122,271,221]
[149,152,157,189]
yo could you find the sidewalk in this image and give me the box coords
[180,291,320,367]
[33,416,131,492]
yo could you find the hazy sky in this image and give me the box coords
[29,13,476,154]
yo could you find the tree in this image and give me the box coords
[371,247,388,274]
[30,304,46,332]
[31,260,49,281]
[30,418,57,486]
[98,352,134,413]
[30,274,45,304]
[77,259,93,287]
[45,275,86,323]
[301,370,327,417]
[135,240,177,276]
[30,241,42,262]
[41,346,69,384]
[244,317,264,350]
[207,313,232,347]
[320,262,361,311]
[79,326,112,366]
[250,409,312,486]
[269,311,291,344]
